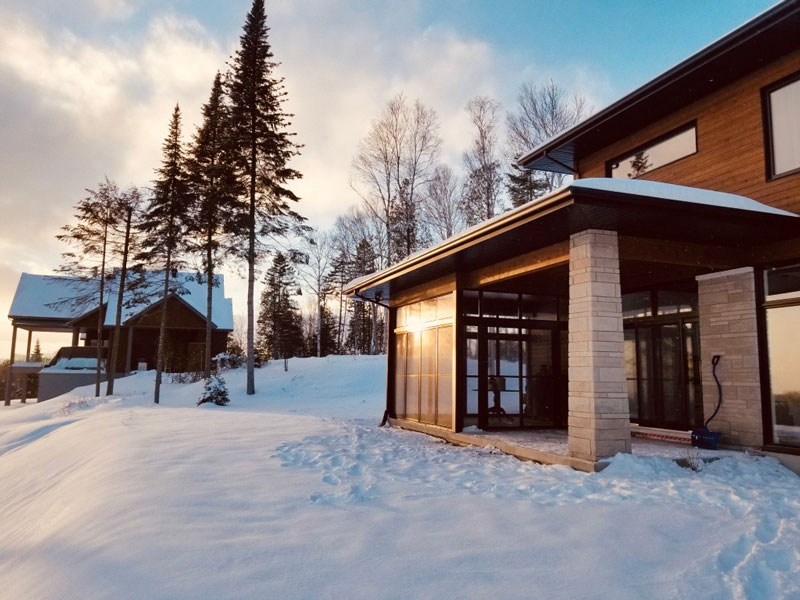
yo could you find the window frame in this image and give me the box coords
[761,69,800,182]
[604,121,698,179]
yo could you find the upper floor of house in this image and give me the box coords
[520,1,800,214]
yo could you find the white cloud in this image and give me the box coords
[0,1,610,352]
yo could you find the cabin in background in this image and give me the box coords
[4,272,234,404]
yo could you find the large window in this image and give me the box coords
[763,72,800,179]
[607,123,697,179]
[622,284,702,431]
[764,265,800,447]
[394,293,454,428]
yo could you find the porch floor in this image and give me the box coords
[388,418,743,472]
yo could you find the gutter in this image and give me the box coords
[344,187,574,297]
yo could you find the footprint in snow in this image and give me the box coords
[717,534,755,572]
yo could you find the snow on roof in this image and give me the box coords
[570,178,799,217]
[346,178,797,294]
[105,272,234,330]
[8,272,234,330]
[8,273,99,320]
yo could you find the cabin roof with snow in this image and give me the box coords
[7,272,234,332]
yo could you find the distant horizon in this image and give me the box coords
[0,0,774,353]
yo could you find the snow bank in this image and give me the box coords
[1,355,798,599]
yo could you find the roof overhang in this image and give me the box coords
[518,0,800,173]
[345,180,800,302]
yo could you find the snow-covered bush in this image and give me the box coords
[197,375,230,406]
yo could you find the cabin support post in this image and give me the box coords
[4,326,18,406]
[72,328,79,346]
[25,330,32,362]
[125,327,134,374]
[567,229,631,462]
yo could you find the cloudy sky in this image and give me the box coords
[0,0,772,354]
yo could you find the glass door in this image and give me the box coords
[624,319,701,431]
[475,325,564,430]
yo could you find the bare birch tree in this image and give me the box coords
[422,164,464,241]
[506,80,588,205]
[351,93,441,267]
[462,96,505,225]
[298,230,334,357]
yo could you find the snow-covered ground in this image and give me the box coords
[1,356,799,599]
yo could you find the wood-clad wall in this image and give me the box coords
[578,50,800,214]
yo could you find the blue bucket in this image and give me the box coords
[691,427,721,450]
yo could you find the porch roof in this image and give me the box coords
[344,178,800,302]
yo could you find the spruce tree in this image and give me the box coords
[256,252,302,370]
[106,186,143,395]
[138,104,192,404]
[228,0,304,394]
[346,240,377,355]
[57,177,120,396]
[186,73,242,379]
[30,340,42,363]
[506,165,549,208]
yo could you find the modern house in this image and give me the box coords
[4,272,234,404]
[345,1,800,470]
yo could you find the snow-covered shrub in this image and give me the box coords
[684,447,703,472]
[197,375,230,406]
[170,371,204,384]
[213,352,243,371]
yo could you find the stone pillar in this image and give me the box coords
[696,267,763,447]
[568,229,631,462]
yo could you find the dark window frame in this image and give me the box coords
[761,69,800,182]
[758,263,800,451]
[604,121,698,179]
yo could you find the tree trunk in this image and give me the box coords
[95,219,108,397]
[316,296,322,357]
[246,136,257,395]
[336,285,343,353]
[204,230,214,380]
[106,208,132,395]
[154,249,172,405]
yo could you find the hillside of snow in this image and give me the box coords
[1,355,799,599]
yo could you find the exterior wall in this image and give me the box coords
[696,267,763,447]
[578,49,800,214]
[567,229,631,461]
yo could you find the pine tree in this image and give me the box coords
[106,186,143,395]
[57,177,120,397]
[30,340,42,363]
[228,0,304,395]
[256,252,302,370]
[346,240,377,355]
[186,72,242,379]
[138,104,193,404]
[506,164,549,208]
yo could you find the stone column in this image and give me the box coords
[568,229,631,462]
[696,267,763,447]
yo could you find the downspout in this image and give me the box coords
[354,290,392,426]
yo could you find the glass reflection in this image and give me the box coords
[610,126,696,179]
[767,305,800,447]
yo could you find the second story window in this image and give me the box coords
[763,72,800,179]
[607,123,697,179]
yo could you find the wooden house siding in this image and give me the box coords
[578,49,800,214]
